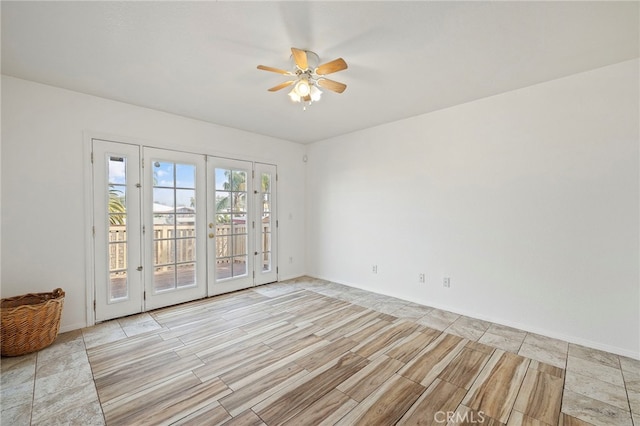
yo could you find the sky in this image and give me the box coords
[109,158,247,210]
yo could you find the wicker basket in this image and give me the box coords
[1,288,65,356]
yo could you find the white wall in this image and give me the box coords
[1,76,306,332]
[3,59,638,357]
[306,59,640,358]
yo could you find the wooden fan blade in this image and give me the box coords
[316,58,348,75]
[257,65,291,75]
[317,78,347,94]
[268,81,295,92]
[291,48,308,70]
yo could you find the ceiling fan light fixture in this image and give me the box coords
[310,84,322,102]
[258,47,347,109]
[288,82,321,105]
[294,79,311,97]
[288,89,301,103]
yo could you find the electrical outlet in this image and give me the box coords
[372,265,378,274]
[443,277,451,288]
[419,273,425,283]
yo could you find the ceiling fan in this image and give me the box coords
[257,47,348,108]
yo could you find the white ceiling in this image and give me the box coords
[2,1,638,144]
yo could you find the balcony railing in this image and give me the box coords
[108,223,270,270]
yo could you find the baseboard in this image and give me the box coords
[306,274,640,361]
[277,274,306,282]
[59,322,88,334]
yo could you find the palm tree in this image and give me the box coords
[109,187,126,225]
[261,173,270,193]
[216,170,247,211]
[260,173,271,215]
[214,171,272,222]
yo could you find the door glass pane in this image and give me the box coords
[232,194,247,213]
[216,224,231,236]
[232,256,247,276]
[262,232,271,255]
[262,252,271,272]
[109,213,126,227]
[233,234,247,257]
[215,168,231,190]
[177,263,196,288]
[109,271,127,299]
[260,172,272,273]
[153,188,175,212]
[232,171,247,191]
[153,214,172,225]
[216,192,231,213]
[176,164,195,188]
[109,156,126,185]
[215,167,249,280]
[177,237,196,262]
[153,160,198,292]
[176,215,195,235]
[232,215,248,234]
[176,189,195,209]
[154,239,175,265]
[216,258,231,280]
[108,156,128,301]
[216,236,230,258]
[154,265,175,291]
[216,215,231,235]
[153,161,174,187]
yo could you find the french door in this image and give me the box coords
[207,159,278,295]
[93,140,143,321]
[92,139,277,321]
[254,162,278,286]
[143,148,207,310]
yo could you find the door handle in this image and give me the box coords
[209,233,215,239]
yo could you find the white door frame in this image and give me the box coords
[91,139,144,321]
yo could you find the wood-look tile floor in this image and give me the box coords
[2,277,639,425]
